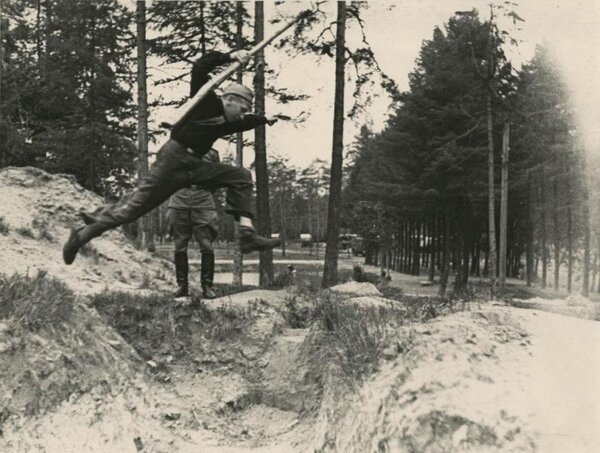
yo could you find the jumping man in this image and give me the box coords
[63,49,281,265]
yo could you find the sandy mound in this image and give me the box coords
[0,299,142,432]
[326,281,382,297]
[314,307,535,452]
[0,166,173,295]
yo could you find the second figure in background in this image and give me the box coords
[169,149,220,299]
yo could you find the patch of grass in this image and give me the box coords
[301,283,467,384]
[80,243,100,263]
[91,290,260,361]
[0,271,75,331]
[32,218,55,242]
[281,294,314,328]
[380,286,461,321]
[212,283,257,298]
[208,303,258,341]
[38,227,55,242]
[352,265,380,284]
[271,270,296,288]
[92,291,178,359]
[309,293,407,383]
[138,272,153,289]
[114,269,128,283]
[15,226,35,239]
[0,216,9,235]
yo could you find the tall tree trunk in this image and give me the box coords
[421,220,427,268]
[315,193,321,257]
[582,175,591,297]
[280,195,286,258]
[36,0,43,62]
[136,0,152,250]
[567,175,573,292]
[453,225,470,295]
[526,170,534,286]
[498,122,509,291]
[394,232,400,271]
[439,212,451,296]
[429,214,436,282]
[321,1,346,288]
[552,177,560,291]
[199,1,206,53]
[401,221,407,273]
[540,165,547,288]
[232,2,244,287]
[413,220,420,275]
[407,220,413,274]
[253,1,274,286]
[436,214,443,270]
[486,92,497,297]
[597,233,600,293]
[592,253,599,295]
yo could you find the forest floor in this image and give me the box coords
[1,167,599,452]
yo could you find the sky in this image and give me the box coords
[148,0,600,169]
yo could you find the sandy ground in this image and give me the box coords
[314,303,600,452]
[4,302,599,452]
[2,167,600,452]
[512,309,600,452]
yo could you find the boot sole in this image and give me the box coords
[241,240,282,254]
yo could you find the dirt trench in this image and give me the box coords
[2,258,599,452]
[0,289,324,453]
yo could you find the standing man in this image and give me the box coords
[170,149,220,299]
[63,48,281,265]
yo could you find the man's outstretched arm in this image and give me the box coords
[216,115,278,136]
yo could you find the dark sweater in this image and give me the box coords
[170,51,267,157]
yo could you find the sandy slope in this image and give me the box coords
[316,305,600,453]
[0,167,173,294]
[511,309,600,453]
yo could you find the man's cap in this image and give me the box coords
[222,83,254,104]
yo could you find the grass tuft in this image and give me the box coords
[0,217,9,235]
[209,303,258,341]
[31,218,55,242]
[0,271,75,331]
[91,290,260,361]
[281,294,313,328]
[80,243,100,263]
[309,293,407,382]
[138,272,154,289]
[352,265,380,284]
[15,226,35,239]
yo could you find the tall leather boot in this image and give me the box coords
[174,251,189,298]
[201,250,217,299]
